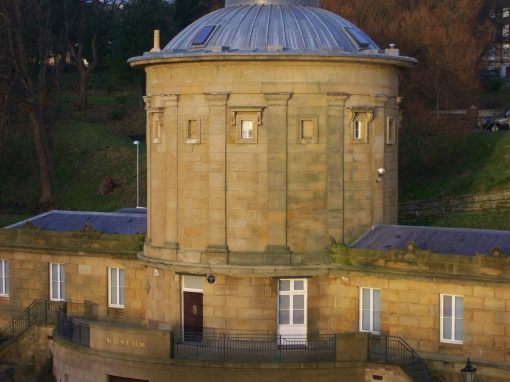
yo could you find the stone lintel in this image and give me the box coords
[373,94,388,107]
[204,92,230,105]
[160,94,179,108]
[325,92,350,107]
[263,92,292,105]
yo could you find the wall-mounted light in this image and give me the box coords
[377,168,386,182]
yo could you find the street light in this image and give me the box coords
[133,140,140,207]
[460,358,477,382]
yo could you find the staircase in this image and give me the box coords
[0,300,62,350]
[368,335,429,382]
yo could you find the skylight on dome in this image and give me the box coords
[191,25,216,46]
[345,27,371,49]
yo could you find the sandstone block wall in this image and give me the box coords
[0,249,147,325]
[143,59,401,262]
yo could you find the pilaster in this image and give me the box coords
[372,95,388,226]
[204,93,230,262]
[264,93,292,256]
[325,93,349,244]
[162,95,179,254]
[144,96,165,246]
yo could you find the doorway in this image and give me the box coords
[181,275,204,341]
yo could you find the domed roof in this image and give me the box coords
[129,0,415,65]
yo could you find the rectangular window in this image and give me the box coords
[386,117,396,144]
[0,260,8,297]
[185,119,201,144]
[278,279,307,326]
[360,287,381,333]
[108,268,124,308]
[354,120,363,140]
[241,120,254,139]
[231,109,262,144]
[297,116,319,144]
[440,294,463,343]
[50,263,65,301]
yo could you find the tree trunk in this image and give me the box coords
[28,106,52,203]
[78,69,88,110]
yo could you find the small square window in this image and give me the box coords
[234,112,258,144]
[241,120,254,139]
[297,116,318,144]
[386,117,396,144]
[185,119,201,144]
[152,112,162,144]
[349,108,373,144]
[354,120,363,140]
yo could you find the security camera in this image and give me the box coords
[377,168,386,175]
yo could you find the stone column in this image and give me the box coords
[162,95,179,255]
[205,93,230,261]
[325,93,349,244]
[264,93,292,256]
[372,95,388,225]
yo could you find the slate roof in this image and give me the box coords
[5,210,147,235]
[351,224,510,256]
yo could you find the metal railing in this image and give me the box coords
[172,332,336,363]
[0,300,62,347]
[55,308,90,348]
[368,335,429,382]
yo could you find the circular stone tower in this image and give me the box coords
[129,0,415,266]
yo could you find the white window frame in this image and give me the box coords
[49,263,65,301]
[440,294,464,344]
[359,287,381,334]
[108,267,124,308]
[277,278,307,340]
[0,260,8,297]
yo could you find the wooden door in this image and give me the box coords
[183,291,203,340]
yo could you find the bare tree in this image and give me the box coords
[65,0,119,110]
[323,0,493,128]
[0,0,54,202]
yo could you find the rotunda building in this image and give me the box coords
[19,1,508,382]
[129,0,414,265]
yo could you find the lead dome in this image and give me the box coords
[129,0,414,63]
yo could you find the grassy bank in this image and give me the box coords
[0,82,146,217]
[400,131,510,202]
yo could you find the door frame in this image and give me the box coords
[181,276,204,336]
[277,278,308,342]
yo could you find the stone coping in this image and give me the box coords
[128,52,416,69]
[0,227,144,255]
[138,247,510,283]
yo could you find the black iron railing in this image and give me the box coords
[368,335,429,382]
[172,332,336,363]
[55,308,90,347]
[0,300,62,347]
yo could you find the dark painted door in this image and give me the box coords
[183,291,203,340]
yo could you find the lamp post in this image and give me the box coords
[133,140,140,207]
[460,358,477,382]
